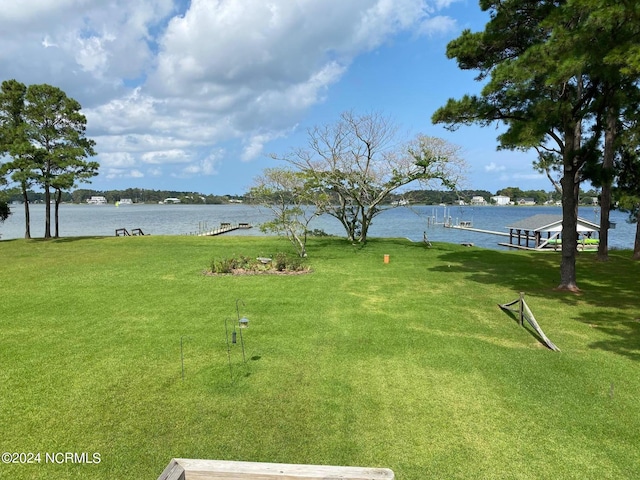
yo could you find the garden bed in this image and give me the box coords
[206,253,311,275]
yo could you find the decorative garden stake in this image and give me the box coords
[224,318,234,382]
[236,299,249,363]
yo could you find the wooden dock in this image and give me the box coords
[195,222,252,236]
[447,224,512,238]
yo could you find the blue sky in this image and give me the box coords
[0,0,550,195]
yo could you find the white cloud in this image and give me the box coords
[141,150,191,165]
[1,0,89,24]
[41,35,58,48]
[2,0,462,188]
[100,152,136,169]
[105,168,146,180]
[485,162,506,172]
[417,15,457,36]
[75,34,114,77]
[178,157,219,177]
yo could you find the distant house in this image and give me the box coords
[470,196,487,205]
[491,195,511,206]
[162,197,181,204]
[517,198,536,205]
[87,196,107,205]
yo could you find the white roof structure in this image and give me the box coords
[504,214,600,250]
[507,214,599,233]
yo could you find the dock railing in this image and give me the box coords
[185,222,253,236]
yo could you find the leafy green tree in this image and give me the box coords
[573,0,640,260]
[249,168,322,257]
[496,187,525,202]
[276,111,466,243]
[432,0,612,291]
[0,199,9,223]
[23,84,97,238]
[0,79,33,238]
[614,121,640,259]
[0,180,9,223]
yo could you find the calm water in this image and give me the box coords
[0,203,636,251]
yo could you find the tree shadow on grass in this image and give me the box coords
[429,247,559,295]
[0,236,111,244]
[574,311,640,362]
[430,246,640,360]
[49,236,111,243]
[430,247,639,309]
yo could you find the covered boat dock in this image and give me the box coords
[500,214,600,250]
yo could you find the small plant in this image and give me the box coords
[274,252,287,271]
[273,252,305,272]
[308,229,331,237]
[211,258,235,274]
[209,253,307,275]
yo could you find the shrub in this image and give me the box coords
[308,228,331,237]
[209,253,306,274]
[211,258,234,274]
[274,252,305,272]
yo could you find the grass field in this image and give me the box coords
[1,235,639,479]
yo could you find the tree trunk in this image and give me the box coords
[44,185,51,239]
[21,181,30,239]
[358,206,369,243]
[597,106,616,261]
[558,122,581,292]
[633,210,640,260]
[54,188,61,238]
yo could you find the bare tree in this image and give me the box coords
[275,111,466,243]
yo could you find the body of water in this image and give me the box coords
[0,202,636,251]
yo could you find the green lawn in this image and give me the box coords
[1,235,639,479]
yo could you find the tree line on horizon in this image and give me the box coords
[2,185,602,208]
[0,187,235,205]
[390,187,600,206]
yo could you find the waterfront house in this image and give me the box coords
[87,196,107,205]
[491,195,511,206]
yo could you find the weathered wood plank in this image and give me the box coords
[522,300,560,351]
[158,459,394,480]
[157,459,186,480]
[500,294,560,351]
